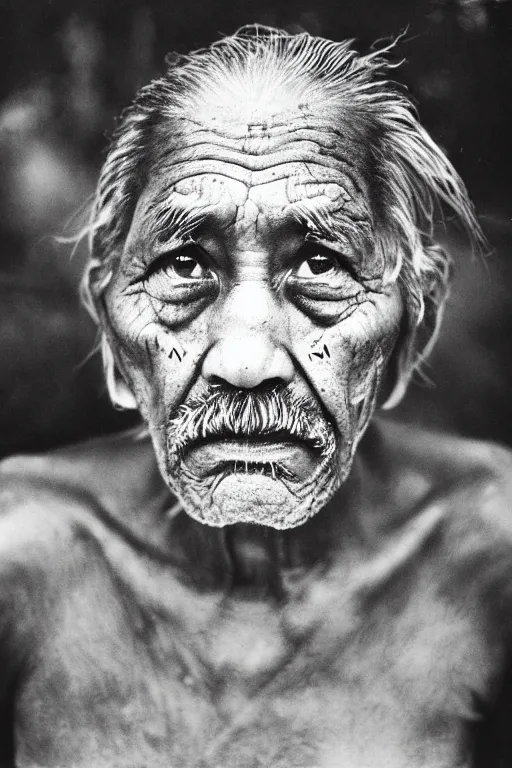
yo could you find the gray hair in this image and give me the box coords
[83,24,485,408]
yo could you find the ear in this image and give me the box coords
[379,300,440,412]
[377,313,410,410]
[380,239,451,411]
[101,335,138,410]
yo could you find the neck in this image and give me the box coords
[99,423,385,599]
[165,453,367,599]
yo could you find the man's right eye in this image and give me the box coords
[147,245,212,281]
[141,243,218,309]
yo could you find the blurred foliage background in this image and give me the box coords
[0,0,511,457]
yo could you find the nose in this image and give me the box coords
[201,282,295,389]
[203,336,295,389]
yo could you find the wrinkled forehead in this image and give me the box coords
[130,107,381,262]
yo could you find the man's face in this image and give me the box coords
[103,109,403,528]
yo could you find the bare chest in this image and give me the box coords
[13,561,494,768]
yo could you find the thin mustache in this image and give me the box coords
[167,388,333,457]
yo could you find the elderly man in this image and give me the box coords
[1,25,511,768]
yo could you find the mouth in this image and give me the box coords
[182,435,321,482]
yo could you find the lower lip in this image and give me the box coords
[184,440,319,480]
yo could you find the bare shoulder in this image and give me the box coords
[0,428,161,625]
[0,429,168,697]
[0,443,106,685]
[380,417,512,563]
[0,426,162,531]
[386,417,512,491]
[0,435,122,601]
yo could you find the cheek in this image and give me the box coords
[104,292,212,424]
[292,293,402,432]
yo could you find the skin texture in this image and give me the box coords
[103,111,402,528]
[2,424,512,768]
[0,45,504,768]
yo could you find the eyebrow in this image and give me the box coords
[290,199,375,262]
[290,202,338,242]
[148,194,209,244]
[145,181,373,257]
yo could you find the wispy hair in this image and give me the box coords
[83,24,486,407]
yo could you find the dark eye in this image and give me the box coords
[172,253,206,279]
[148,245,211,281]
[296,247,340,278]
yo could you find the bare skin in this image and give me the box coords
[0,74,508,767]
[103,112,401,529]
[1,421,512,767]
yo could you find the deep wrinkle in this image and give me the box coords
[1,28,503,768]
[101,124,403,527]
[126,182,376,284]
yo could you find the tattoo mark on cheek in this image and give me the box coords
[309,343,331,362]
[168,347,186,363]
[156,336,187,363]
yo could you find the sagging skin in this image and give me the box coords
[1,43,512,768]
[104,110,401,529]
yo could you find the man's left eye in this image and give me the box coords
[171,252,207,279]
[296,250,340,278]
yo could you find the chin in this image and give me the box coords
[165,455,346,529]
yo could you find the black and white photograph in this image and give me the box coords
[0,1,511,766]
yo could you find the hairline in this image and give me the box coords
[84,26,485,408]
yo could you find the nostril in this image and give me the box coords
[260,377,286,390]
[209,375,227,388]
[208,375,285,392]
[202,337,294,389]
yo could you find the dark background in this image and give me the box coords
[0,0,511,457]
